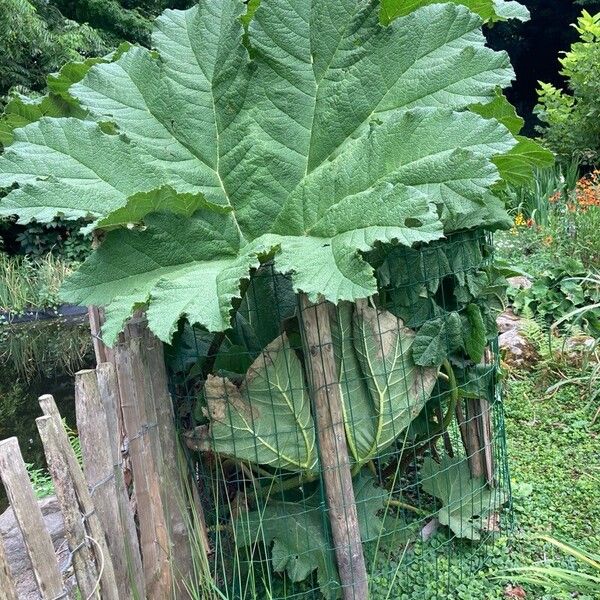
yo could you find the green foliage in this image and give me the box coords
[0,0,110,99]
[0,0,196,100]
[506,535,600,595]
[234,472,390,599]
[381,0,529,24]
[536,10,600,165]
[0,252,75,314]
[367,369,600,599]
[25,462,55,499]
[421,457,506,540]
[189,303,437,472]
[379,231,509,369]
[235,498,341,599]
[412,313,463,367]
[505,252,600,336]
[0,0,549,345]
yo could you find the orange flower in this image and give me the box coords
[549,191,561,203]
[543,235,553,246]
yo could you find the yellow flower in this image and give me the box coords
[514,213,525,226]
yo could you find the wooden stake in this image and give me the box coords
[478,399,495,486]
[461,399,484,479]
[299,295,368,600]
[38,395,119,600]
[0,533,18,600]
[76,369,138,600]
[0,438,64,600]
[114,319,172,600]
[36,416,100,599]
[141,328,202,590]
[96,362,146,596]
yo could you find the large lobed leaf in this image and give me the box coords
[234,471,389,598]
[421,456,506,540]
[191,305,436,473]
[185,334,318,474]
[333,301,438,464]
[0,0,539,342]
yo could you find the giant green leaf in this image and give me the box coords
[235,499,341,599]
[234,472,388,598]
[187,333,318,474]
[0,119,164,225]
[421,457,506,540]
[493,136,555,186]
[333,301,438,464]
[0,0,520,342]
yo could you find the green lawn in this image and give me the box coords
[369,365,600,600]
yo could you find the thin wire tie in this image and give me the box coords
[60,539,86,573]
[82,508,96,521]
[88,471,115,495]
[129,422,158,442]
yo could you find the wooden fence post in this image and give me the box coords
[299,296,368,600]
[114,319,172,599]
[141,326,203,585]
[0,522,19,600]
[36,416,100,599]
[75,369,139,600]
[38,395,119,600]
[0,438,64,600]
[88,306,114,365]
[96,362,146,596]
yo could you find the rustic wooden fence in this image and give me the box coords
[0,315,210,600]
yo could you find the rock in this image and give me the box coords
[499,328,539,368]
[497,309,523,334]
[0,496,75,600]
[564,334,597,356]
[507,276,533,290]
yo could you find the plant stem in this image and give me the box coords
[256,472,319,498]
[386,498,428,516]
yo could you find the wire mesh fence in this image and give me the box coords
[167,229,510,600]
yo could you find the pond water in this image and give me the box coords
[0,317,94,511]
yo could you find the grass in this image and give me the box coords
[365,365,600,600]
[0,251,75,314]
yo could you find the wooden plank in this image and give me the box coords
[36,416,100,599]
[0,524,19,600]
[38,395,119,600]
[114,319,172,599]
[0,437,64,600]
[142,327,204,592]
[299,295,368,600]
[76,368,138,600]
[96,361,146,597]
